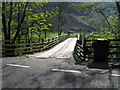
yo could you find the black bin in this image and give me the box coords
[92,39,109,62]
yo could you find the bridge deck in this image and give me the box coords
[36,38,77,59]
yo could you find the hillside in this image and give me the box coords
[44,2,117,33]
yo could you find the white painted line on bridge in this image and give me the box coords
[6,64,30,68]
[52,69,81,74]
[110,74,120,77]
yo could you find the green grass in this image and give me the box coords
[88,34,114,40]
[45,32,68,38]
[2,32,80,44]
[31,32,68,39]
[39,32,79,39]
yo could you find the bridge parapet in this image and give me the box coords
[74,34,120,63]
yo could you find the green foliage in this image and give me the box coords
[71,2,99,14]
[71,2,120,41]
[110,19,120,39]
[25,2,58,39]
[89,34,114,40]
[2,2,59,43]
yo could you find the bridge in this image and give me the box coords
[1,35,120,88]
[35,38,77,59]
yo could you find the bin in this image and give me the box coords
[92,39,109,62]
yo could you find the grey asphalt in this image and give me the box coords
[2,56,120,88]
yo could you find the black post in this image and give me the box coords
[92,39,109,62]
[42,38,44,43]
[68,32,70,38]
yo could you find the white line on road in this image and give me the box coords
[6,64,30,68]
[52,69,81,74]
[110,74,120,77]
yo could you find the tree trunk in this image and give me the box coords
[57,5,62,36]
[12,2,28,44]
[116,2,120,18]
[7,2,13,43]
[2,2,12,56]
[2,2,7,42]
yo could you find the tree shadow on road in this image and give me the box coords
[87,61,109,69]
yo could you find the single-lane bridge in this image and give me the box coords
[35,38,77,59]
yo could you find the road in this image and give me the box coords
[2,38,120,88]
[35,38,77,59]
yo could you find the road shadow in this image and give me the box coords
[87,61,109,69]
[110,59,120,69]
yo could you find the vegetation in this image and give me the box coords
[71,2,120,39]
[1,2,120,57]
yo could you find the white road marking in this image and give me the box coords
[86,68,103,71]
[99,70,109,73]
[6,64,30,68]
[110,74,120,77]
[52,69,81,74]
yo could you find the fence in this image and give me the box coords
[75,35,120,62]
[0,35,69,57]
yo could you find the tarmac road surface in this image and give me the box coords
[2,56,120,88]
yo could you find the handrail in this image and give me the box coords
[1,35,69,57]
[75,34,120,62]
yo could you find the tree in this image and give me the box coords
[71,2,120,38]
[2,2,28,44]
[2,2,13,44]
[53,2,74,36]
[115,2,120,38]
[2,2,57,56]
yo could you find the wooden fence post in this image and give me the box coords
[5,40,15,57]
[83,35,86,61]
[48,39,50,43]
[52,38,54,42]
[81,35,86,61]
